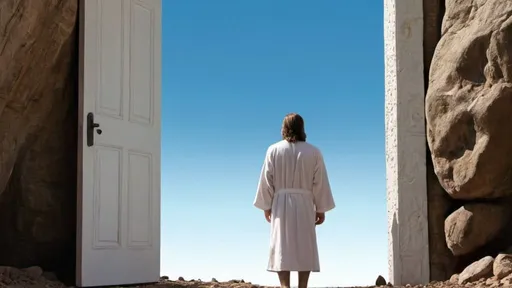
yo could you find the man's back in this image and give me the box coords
[253,113,336,288]
[267,140,321,193]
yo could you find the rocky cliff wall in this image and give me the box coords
[0,0,78,282]
[425,0,512,283]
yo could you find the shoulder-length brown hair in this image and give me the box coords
[281,113,307,143]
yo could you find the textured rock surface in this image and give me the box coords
[425,0,512,281]
[426,0,512,200]
[0,0,78,279]
[445,204,509,256]
[458,256,494,285]
[493,253,512,279]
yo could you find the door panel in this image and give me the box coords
[77,0,161,286]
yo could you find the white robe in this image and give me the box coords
[253,140,336,272]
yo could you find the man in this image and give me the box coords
[253,113,336,288]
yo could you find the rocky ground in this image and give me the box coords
[143,277,512,288]
[2,269,512,288]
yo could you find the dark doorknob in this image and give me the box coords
[87,113,101,147]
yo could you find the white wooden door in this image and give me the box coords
[77,0,161,286]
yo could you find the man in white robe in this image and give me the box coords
[253,113,336,288]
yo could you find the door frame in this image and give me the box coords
[384,0,429,286]
[76,0,86,284]
[75,0,430,285]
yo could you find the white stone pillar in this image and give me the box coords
[384,0,430,286]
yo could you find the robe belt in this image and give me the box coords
[276,188,311,195]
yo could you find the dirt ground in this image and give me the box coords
[120,278,502,288]
[0,269,505,288]
[0,278,495,288]
[143,278,511,288]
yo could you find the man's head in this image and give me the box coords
[281,113,307,143]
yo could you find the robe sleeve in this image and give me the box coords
[312,150,335,213]
[253,147,274,211]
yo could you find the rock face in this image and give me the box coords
[0,0,78,281]
[426,0,512,200]
[425,0,512,282]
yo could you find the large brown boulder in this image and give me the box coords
[0,0,78,279]
[425,0,512,200]
[445,204,510,256]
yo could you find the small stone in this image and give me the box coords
[450,274,459,284]
[459,256,494,284]
[160,275,169,280]
[494,253,512,279]
[375,275,387,286]
[178,276,185,281]
[486,276,496,285]
[212,278,219,282]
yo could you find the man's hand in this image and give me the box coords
[264,209,272,223]
[315,212,325,225]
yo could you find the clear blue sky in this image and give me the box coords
[161,1,386,287]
